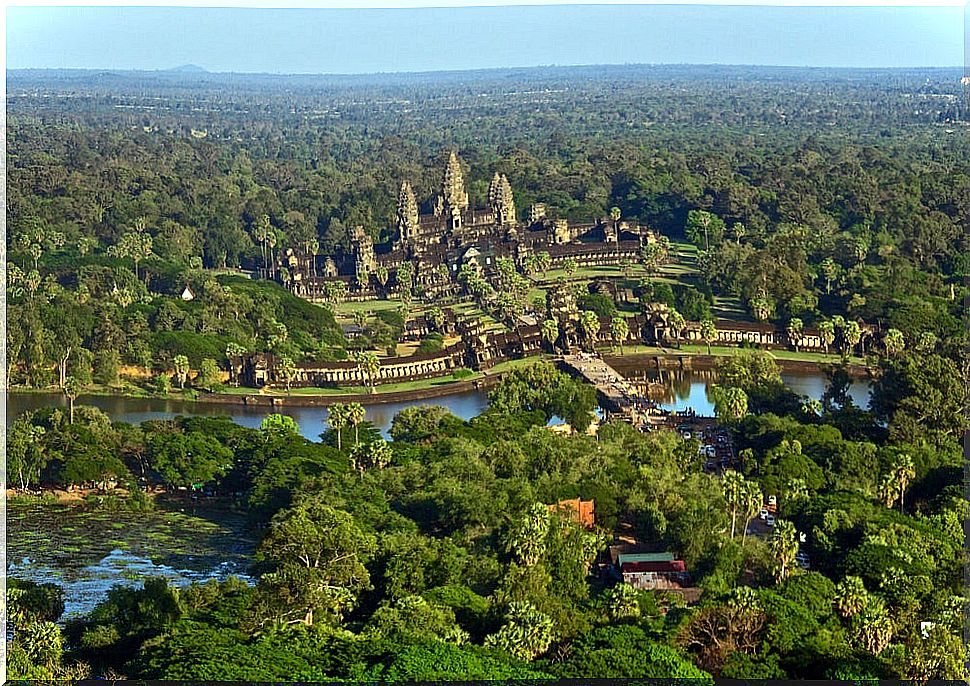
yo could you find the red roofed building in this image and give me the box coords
[621,558,689,590]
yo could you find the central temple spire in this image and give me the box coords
[442,150,469,213]
[397,181,419,245]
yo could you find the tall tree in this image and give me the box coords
[62,376,83,424]
[346,402,366,446]
[173,355,190,389]
[610,316,630,355]
[700,318,717,355]
[580,310,600,352]
[254,502,374,627]
[326,403,347,451]
[768,519,798,583]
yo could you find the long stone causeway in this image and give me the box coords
[558,353,639,417]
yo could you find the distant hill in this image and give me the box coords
[167,64,208,73]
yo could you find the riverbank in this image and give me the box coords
[8,346,867,408]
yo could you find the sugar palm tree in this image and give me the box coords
[834,576,868,618]
[890,453,916,514]
[62,376,83,424]
[173,355,190,389]
[610,316,629,355]
[563,257,577,278]
[346,402,366,446]
[854,596,894,655]
[769,519,799,582]
[818,320,835,354]
[427,307,446,331]
[354,351,380,393]
[276,355,297,392]
[883,328,905,356]
[327,403,348,450]
[786,317,804,351]
[541,318,559,352]
[667,308,685,348]
[740,479,763,547]
[721,470,747,539]
[700,318,717,355]
[713,385,748,424]
[580,310,600,352]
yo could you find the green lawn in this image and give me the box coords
[612,343,863,366]
[334,298,405,316]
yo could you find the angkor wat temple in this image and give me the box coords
[275,150,658,301]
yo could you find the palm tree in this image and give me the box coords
[667,308,685,348]
[740,479,763,547]
[700,318,717,355]
[820,257,838,294]
[721,470,747,539]
[536,251,551,277]
[818,320,835,354]
[375,266,389,293]
[346,402,366,446]
[731,221,746,244]
[29,242,43,272]
[801,398,823,417]
[786,317,804,351]
[62,376,83,424]
[768,519,798,582]
[914,331,937,353]
[276,355,297,392]
[750,292,772,322]
[834,576,868,618]
[308,238,319,278]
[883,328,905,356]
[327,403,347,450]
[173,355,190,389]
[254,214,270,274]
[563,258,577,278]
[541,318,559,352]
[890,453,916,514]
[609,206,621,238]
[786,477,808,502]
[354,351,380,394]
[610,316,629,355]
[266,230,278,279]
[579,311,600,352]
[427,307,446,332]
[854,596,894,655]
[879,472,898,509]
[842,320,862,357]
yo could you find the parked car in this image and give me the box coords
[766,515,776,527]
[682,432,692,440]
[759,509,769,520]
[767,494,777,506]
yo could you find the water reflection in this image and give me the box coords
[7,368,870,440]
[7,390,490,441]
[627,369,872,415]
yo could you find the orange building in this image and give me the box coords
[548,498,595,529]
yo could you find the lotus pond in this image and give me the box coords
[6,498,256,620]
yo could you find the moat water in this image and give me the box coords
[7,368,871,437]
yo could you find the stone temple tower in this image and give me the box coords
[442,150,469,230]
[397,181,420,250]
[488,172,516,226]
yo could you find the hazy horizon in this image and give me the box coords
[8,4,966,73]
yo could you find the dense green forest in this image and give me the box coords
[6,65,969,389]
[6,65,968,681]
[8,353,966,681]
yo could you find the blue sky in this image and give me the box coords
[7,4,965,73]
